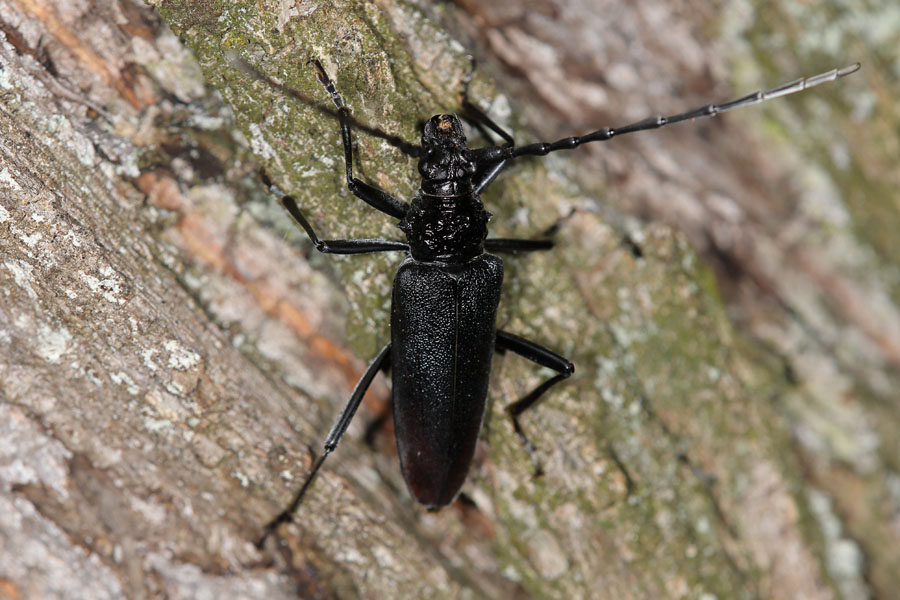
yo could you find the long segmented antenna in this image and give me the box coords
[502,63,861,159]
[229,52,422,158]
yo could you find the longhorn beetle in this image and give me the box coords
[257,57,860,544]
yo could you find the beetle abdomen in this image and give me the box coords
[390,253,503,508]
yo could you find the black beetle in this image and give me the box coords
[258,58,860,543]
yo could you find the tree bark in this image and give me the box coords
[0,0,896,599]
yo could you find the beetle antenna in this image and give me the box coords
[229,51,422,158]
[504,63,861,159]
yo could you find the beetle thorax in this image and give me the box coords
[398,193,490,264]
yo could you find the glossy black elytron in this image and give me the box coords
[257,58,859,543]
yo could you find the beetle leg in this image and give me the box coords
[467,112,513,193]
[495,330,574,477]
[281,195,408,255]
[459,56,515,146]
[484,238,553,253]
[459,59,516,195]
[257,343,392,547]
[473,161,509,195]
[311,60,409,220]
[484,208,575,254]
[363,352,393,448]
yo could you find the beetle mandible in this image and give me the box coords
[258,58,860,543]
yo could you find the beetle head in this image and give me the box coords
[418,114,476,195]
[421,114,466,149]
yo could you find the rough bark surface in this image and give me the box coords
[0,1,896,599]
